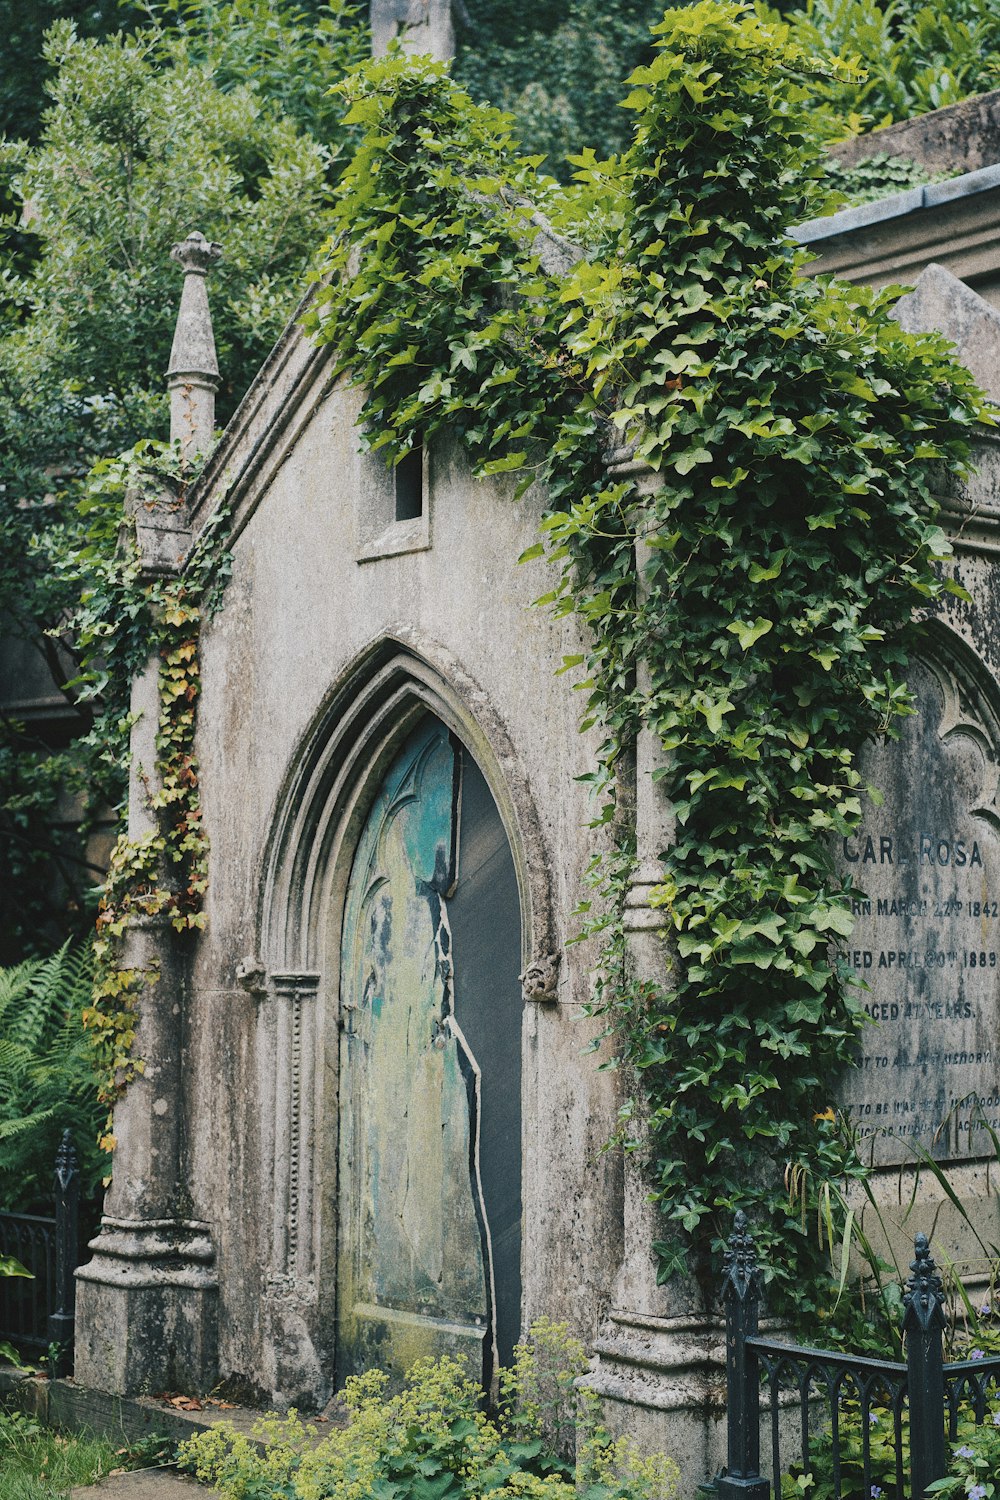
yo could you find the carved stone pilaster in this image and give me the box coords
[256,971,325,1407]
[606,448,676,965]
[581,447,729,1486]
[370,0,455,61]
[268,974,320,1289]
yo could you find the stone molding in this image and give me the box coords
[584,1310,727,1413]
[74,1215,219,1393]
[183,282,336,553]
[256,634,559,982]
[75,1217,216,1292]
[268,973,321,1286]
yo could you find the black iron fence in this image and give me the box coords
[0,1131,80,1375]
[715,1211,1000,1500]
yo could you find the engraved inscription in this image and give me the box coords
[837,654,1000,1166]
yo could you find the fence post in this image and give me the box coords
[903,1232,946,1500]
[47,1130,79,1378]
[716,1211,770,1500]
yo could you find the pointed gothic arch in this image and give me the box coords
[257,631,556,976]
[253,633,558,1389]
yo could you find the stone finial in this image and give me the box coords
[167,230,222,463]
[171,228,223,279]
[371,0,455,61]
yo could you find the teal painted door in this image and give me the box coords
[335,717,522,1387]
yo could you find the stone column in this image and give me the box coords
[580,456,728,1486]
[74,235,222,1396]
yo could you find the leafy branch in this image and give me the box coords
[306,3,989,1326]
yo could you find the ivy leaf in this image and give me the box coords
[674,445,713,475]
[727,617,773,650]
[814,906,855,938]
[479,452,527,475]
[742,913,785,944]
[694,694,736,733]
[748,552,788,583]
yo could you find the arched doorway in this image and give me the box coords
[335,714,522,1390]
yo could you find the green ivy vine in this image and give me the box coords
[68,441,231,1144]
[306,0,989,1321]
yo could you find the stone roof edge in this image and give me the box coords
[184,277,337,555]
[181,190,582,563]
[828,88,1000,175]
[793,162,1000,245]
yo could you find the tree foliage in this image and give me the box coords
[0,3,358,956]
[773,0,1000,137]
[454,0,663,173]
[0,943,105,1210]
[0,0,126,144]
[305,3,986,1315]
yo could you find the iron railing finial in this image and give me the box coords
[904,1232,946,1498]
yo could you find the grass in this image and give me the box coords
[0,1408,174,1500]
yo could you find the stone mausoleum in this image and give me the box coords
[70,64,1000,1485]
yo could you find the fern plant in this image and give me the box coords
[0,943,105,1211]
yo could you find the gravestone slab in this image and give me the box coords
[837,649,1000,1166]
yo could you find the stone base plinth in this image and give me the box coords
[260,1275,328,1410]
[580,1312,728,1492]
[74,1219,218,1395]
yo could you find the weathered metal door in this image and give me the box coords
[335,717,522,1388]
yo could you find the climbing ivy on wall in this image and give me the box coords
[66,442,230,1138]
[305,2,988,1320]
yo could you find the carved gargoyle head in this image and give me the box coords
[519,951,561,1003]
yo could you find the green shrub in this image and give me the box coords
[179,1324,679,1500]
[786,1360,1000,1500]
[0,1407,169,1500]
[929,1413,1000,1500]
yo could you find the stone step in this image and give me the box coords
[71,1471,213,1500]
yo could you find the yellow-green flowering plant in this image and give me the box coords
[179,1326,680,1500]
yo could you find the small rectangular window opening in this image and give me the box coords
[394,443,424,522]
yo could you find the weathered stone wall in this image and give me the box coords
[830,419,1000,1281]
[178,337,626,1406]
